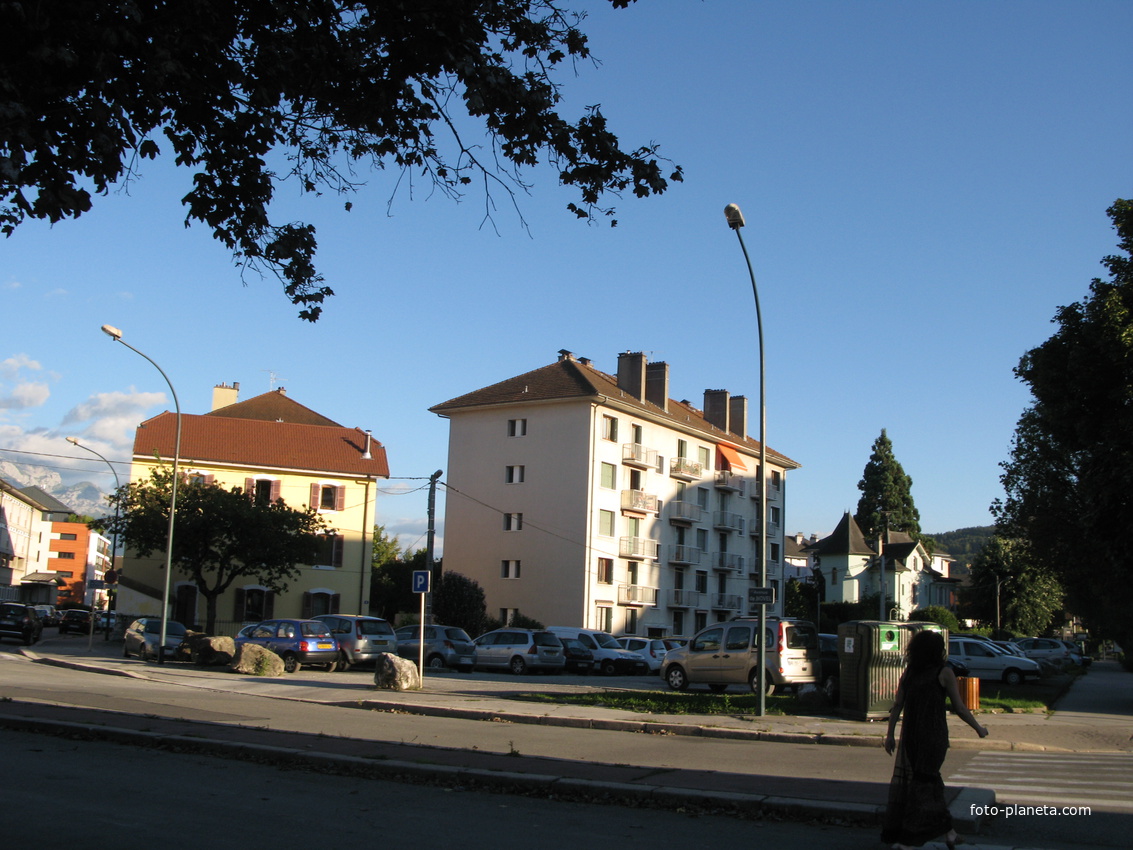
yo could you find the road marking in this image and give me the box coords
[948,752,1133,812]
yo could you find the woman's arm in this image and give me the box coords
[884,678,906,755]
[939,665,989,738]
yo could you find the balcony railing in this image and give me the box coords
[618,584,659,606]
[714,551,745,572]
[620,489,659,513]
[669,456,703,480]
[669,545,703,566]
[715,470,745,494]
[710,593,743,611]
[667,500,702,524]
[666,588,704,608]
[619,536,659,560]
[713,511,745,533]
[622,442,659,470]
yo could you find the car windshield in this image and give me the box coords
[300,622,331,637]
[594,633,621,649]
[443,627,472,642]
[359,619,395,636]
[1,604,23,617]
[533,632,562,647]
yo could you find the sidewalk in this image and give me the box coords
[8,637,1132,847]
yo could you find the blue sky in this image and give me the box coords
[2,0,1130,554]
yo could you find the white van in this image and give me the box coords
[546,627,647,675]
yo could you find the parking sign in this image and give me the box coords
[412,570,431,593]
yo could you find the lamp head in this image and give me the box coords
[66,436,80,446]
[724,204,745,230]
[101,324,123,340]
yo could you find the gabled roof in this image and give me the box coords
[430,355,799,468]
[207,389,342,427]
[17,485,74,515]
[133,411,389,478]
[810,512,877,557]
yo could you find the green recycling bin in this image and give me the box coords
[837,620,908,721]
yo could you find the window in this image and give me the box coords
[694,612,708,632]
[237,588,271,622]
[696,487,709,509]
[696,528,708,551]
[59,533,77,541]
[596,606,613,632]
[505,465,525,483]
[631,423,643,443]
[627,561,639,585]
[598,509,615,537]
[769,505,781,526]
[602,415,618,441]
[501,560,521,579]
[597,558,614,584]
[507,418,527,437]
[600,462,617,489]
[769,542,781,563]
[772,470,782,489]
[301,590,339,618]
[503,513,523,531]
[316,532,344,568]
[698,446,711,470]
[625,608,639,634]
[672,611,684,636]
[677,439,688,458]
[247,477,280,505]
[695,570,708,593]
[311,483,345,511]
[830,568,838,585]
[56,551,75,559]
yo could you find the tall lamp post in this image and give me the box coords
[724,203,769,717]
[66,437,121,647]
[101,325,181,664]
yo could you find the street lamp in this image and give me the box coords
[724,203,769,717]
[101,324,181,663]
[66,437,121,648]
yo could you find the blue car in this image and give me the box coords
[235,618,340,673]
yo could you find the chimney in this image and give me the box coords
[729,395,748,439]
[617,352,647,402]
[645,362,669,413]
[558,349,574,362]
[212,381,239,411]
[703,389,730,432]
[362,429,372,460]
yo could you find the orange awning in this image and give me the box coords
[717,444,748,472]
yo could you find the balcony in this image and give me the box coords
[715,470,746,494]
[750,479,782,501]
[748,562,783,580]
[620,489,659,514]
[667,500,702,525]
[666,588,704,608]
[622,442,659,470]
[669,456,703,481]
[710,593,743,611]
[618,584,659,606]
[713,511,745,533]
[619,536,659,560]
[714,551,745,573]
[669,545,703,566]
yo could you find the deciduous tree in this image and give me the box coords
[961,536,1063,638]
[1,0,680,320]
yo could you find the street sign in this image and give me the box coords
[747,586,775,605]
[88,579,105,590]
[412,570,431,594]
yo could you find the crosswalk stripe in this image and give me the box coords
[948,752,1133,813]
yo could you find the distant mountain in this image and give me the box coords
[929,526,995,566]
[0,461,110,519]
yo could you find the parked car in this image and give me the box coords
[394,624,477,671]
[33,605,60,627]
[473,628,565,674]
[0,602,43,645]
[1059,639,1091,667]
[818,633,840,698]
[1014,637,1072,669]
[123,617,189,661]
[661,617,819,695]
[616,637,672,674]
[235,618,340,673]
[313,614,398,670]
[948,636,1041,685]
[546,627,646,675]
[560,637,594,674]
[58,609,91,634]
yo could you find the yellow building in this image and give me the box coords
[116,383,389,631]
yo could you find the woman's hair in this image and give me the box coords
[906,630,946,672]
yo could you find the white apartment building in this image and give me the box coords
[430,350,799,638]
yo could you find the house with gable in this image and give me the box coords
[430,350,800,637]
[116,382,389,629]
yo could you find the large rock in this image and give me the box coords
[373,652,421,690]
[181,633,236,666]
[229,643,285,677]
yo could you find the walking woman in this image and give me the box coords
[882,630,988,849]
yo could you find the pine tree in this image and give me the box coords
[854,429,926,547]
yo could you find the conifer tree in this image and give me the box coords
[855,429,929,550]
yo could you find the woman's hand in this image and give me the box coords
[884,733,896,755]
[976,724,989,739]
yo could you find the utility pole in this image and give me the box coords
[424,469,442,624]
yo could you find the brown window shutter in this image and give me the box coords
[203,474,215,485]
[270,480,282,503]
[333,534,344,568]
[335,486,345,511]
[331,593,341,614]
[310,483,320,508]
[245,478,255,500]
[233,587,245,620]
[264,591,274,619]
[301,591,312,619]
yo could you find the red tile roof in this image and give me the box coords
[206,389,343,427]
[133,411,389,478]
[430,356,798,468]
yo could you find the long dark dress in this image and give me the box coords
[881,664,953,847]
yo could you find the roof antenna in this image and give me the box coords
[263,369,286,391]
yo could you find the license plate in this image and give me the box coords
[317,641,333,649]
[459,656,473,664]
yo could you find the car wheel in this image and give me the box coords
[822,674,839,700]
[324,659,338,673]
[708,683,728,694]
[509,656,528,675]
[337,656,352,672]
[601,660,617,676]
[665,665,688,691]
[137,644,149,662]
[282,653,301,674]
[427,654,447,671]
[1004,669,1023,686]
[749,669,776,696]
[123,643,131,658]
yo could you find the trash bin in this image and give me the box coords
[837,621,909,721]
[957,675,980,711]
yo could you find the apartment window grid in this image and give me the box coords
[503,513,523,531]
[507,418,527,437]
[598,509,615,537]
[596,605,613,632]
[597,557,614,584]
[600,462,617,489]
[501,560,521,579]
[505,465,525,484]
[698,446,711,470]
[602,415,618,441]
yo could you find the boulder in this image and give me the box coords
[373,652,422,690]
[229,642,285,676]
[181,633,236,666]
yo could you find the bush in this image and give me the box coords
[909,606,961,633]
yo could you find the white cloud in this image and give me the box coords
[62,388,167,447]
[0,381,50,410]
[1,353,42,379]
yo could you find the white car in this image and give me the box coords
[948,636,1041,685]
